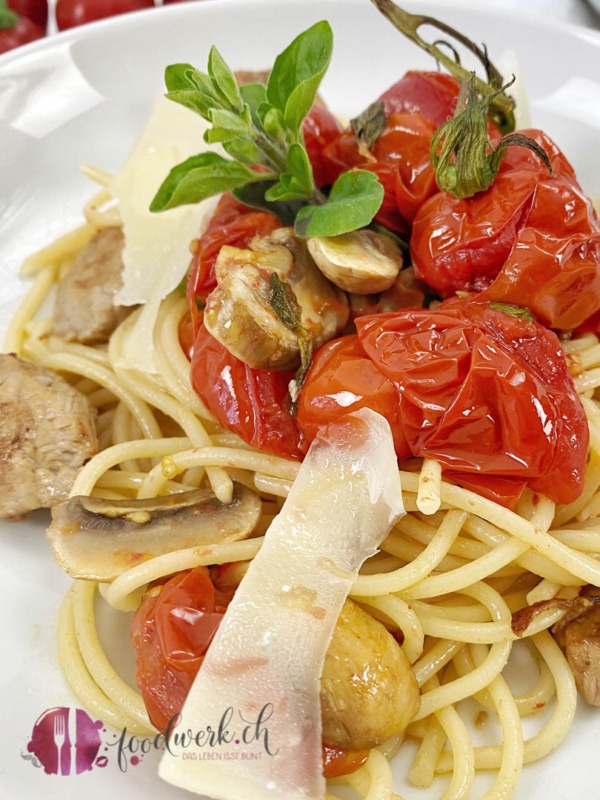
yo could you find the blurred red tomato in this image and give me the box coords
[7,0,47,29]
[56,0,154,30]
[0,10,44,53]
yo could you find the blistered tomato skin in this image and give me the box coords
[131,568,227,733]
[355,299,589,506]
[296,335,410,459]
[378,70,460,126]
[191,324,303,461]
[298,298,588,508]
[411,129,600,330]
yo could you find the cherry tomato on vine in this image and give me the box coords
[55,0,154,30]
[0,8,44,53]
[7,0,47,29]
[411,129,600,330]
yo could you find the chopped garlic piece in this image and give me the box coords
[159,408,404,800]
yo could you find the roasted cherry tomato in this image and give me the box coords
[131,567,227,733]
[297,334,410,458]
[132,566,367,778]
[322,111,438,237]
[322,743,369,778]
[299,298,588,508]
[0,9,44,52]
[7,0,47,29]
[411,129,600,330]
[302,103,343,188]
[191,323,302,460]
[378,70,461,126]
[55,0,154,30]
[357,298,588,505]
[321,70,506,238]
[319,71,463,237]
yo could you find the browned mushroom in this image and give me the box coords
[321,598,419,749]
[46,483,262,582]
[203,228,349,371]
[551,588,600,706]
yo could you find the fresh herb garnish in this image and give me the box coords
[431,74,553,198]
[268,273,313,406]
[150,22,384,238]
[351,99,387,150]
[489,302,536,323]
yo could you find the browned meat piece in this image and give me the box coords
[0,354,98,519]
[552,594,600,706]
[53,226,130,344]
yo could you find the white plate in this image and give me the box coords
[1,2,600,798]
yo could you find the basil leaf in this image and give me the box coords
[266,143,314,202]
[233,182,303,225]
[294,170,384,238]
[204,107,251,144]
[259,104,287,144]
[207,46,244,112]
[150,153,261,211]
[240,83,268,128]
[267,20,333,135]
[165,64,222,119]
[223,137,263,166]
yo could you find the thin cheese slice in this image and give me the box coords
[159,408,404,800]
[110,95,220,371]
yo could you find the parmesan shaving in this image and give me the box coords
[110,95,220,372]
[159,408,404,800]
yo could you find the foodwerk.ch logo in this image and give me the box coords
[22,703,278,776]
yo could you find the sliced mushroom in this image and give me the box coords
[320,598,419,750]
[204,227,349,370]
[307,229,403,295]
[46,483,261,582]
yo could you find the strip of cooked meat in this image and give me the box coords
[53,226,130,344]
[0,354,98,519]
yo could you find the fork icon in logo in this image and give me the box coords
[26,707,103,776]
[53,713,67,774]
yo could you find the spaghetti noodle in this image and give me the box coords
[5,197,600,798]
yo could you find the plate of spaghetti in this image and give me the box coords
[2,1,600,799]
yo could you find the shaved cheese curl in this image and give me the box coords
[159,408,404,800]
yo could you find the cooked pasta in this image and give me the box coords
[5,205,600,798]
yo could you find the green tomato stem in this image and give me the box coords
[369,0,516,133]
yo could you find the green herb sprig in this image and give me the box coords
[150,22,384,238]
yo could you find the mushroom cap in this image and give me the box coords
[46,483,262,582]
